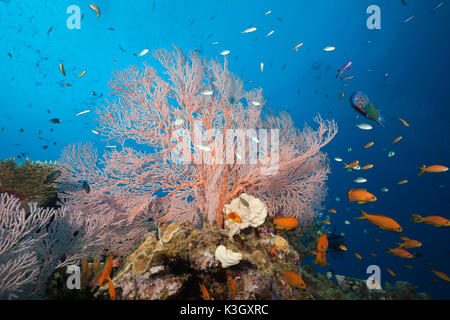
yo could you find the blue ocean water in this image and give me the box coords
[0,0,448,299]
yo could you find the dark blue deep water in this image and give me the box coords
[0,1,449,299]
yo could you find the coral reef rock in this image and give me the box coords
[94,221,429,300]
[223,193,268,238]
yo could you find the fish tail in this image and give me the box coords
[354,208,368,219]
[418,165,426,176]
[411,214,424,223]
[343,163,349,168]
[395,242,404,248]
[399,236,410,241]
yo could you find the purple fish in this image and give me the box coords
[336,61,352,78]
[340,75,355,80]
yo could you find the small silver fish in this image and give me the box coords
[241,27,257,34]
[354,177,367,183]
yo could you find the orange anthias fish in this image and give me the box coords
[338,245,347,251]
[431,270,450,282]
[348,189,377,204]
[227,274,237,293]
[317,234,328,252]
[283,270,306,289]
[313,234,328,266]
[370,253,377,257]
[397,236,422,249]
[355,208,402,232]
[106,275,116,300]
[354,253,362,260]
[397,180,408,185]
[200,284,210,300]
[411,214,450,227]
[59,63,65,76]
[98,253,114,287]
[322,220,331,225]
[364,142,374,149]
[273,216,299,230]
[269,246,277,256]
[398,118,410,127]
[392,136,403,144]
[314,250,328,266]
[89,4,101,17]
[361,164,374,170]
[224,211,242,223]
[386,248,414,259]
[386,268,397,277]
[344,160,359,169]
[328,209,337,214]
[418,165,448,176]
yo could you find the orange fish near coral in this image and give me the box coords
[354,253,363,260]
[98,253,114,287]
[283,270,306,289]
[355,208,402,232]
[317,234,328,252]
[273,217,299,230]
[344,160,359,169]
[431,270,450,282]
[410,214,450,227]
[322,220,331,225]
[106,275,116,300]
[313,234,328,266]
[397,237,422,249]
[313,250,328,266]
[348,189,377,204]
[200,284,210,300]
[269,246,277,256]
[328,209,337,214]
[338,245,347,251]
[386,248,414,259]
[224,211,242,223]
[364,142,374,149]
[361,164,374,170]
[227,274,237,293]
[418,165,448,176]
[397,180,408,185]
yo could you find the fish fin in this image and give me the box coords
[395,242,404,248]
[354,208,368,219]
[410,214,424,223]
[400,236,410,241]
[418,165,426,176]
[357,201,366,204]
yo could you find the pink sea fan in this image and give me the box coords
[57,47,337,232]
[0,193,53,257]
[0,252,40,300]
[0,193,105,298]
